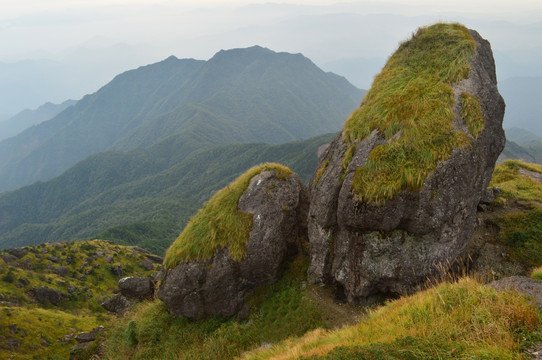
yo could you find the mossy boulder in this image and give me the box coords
[308,23,506,304]
[157,163,309,319]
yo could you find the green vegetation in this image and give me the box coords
[314,160,329,185]
[342,23,478,203]
[0,133,335,255]
[461,92,484,138]
[243,278,540,359]
[165,163,292,268]
[0,240,159,359]
[532,266,542,281]
[489,160,542,269]
[104,256,323,360]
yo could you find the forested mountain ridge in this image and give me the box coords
[0,46,363,192]
[0,133,335,254]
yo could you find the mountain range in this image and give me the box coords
[0,46,362,193]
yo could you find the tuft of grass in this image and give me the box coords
[342,23,477,203]
[531,266,542,281]
[461,92,484,138]
[314,160,329,185]
[104,256,323,360]
[164,163,293,269]
[341,145,356,174]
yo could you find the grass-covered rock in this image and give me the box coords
[308,23,505,305]
[158,163,309,319]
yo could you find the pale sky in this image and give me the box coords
[0,0,541,115]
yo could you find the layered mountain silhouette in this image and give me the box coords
[0,46,363,192]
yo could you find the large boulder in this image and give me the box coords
[308,23,505,304]
[158,163,308,320]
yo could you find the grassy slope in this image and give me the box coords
[0,133,335,255]
[243,278,539,360]
[343,23,481,203]
[0,240,159,359]
[164,163,292,268]
[489,160,542,267]
[104,256,324,360]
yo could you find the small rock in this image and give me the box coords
[110,264,123,277]
[31,286,68,306]
[140,259,154,271]
[4,337,21,349]
[119,277,154,300]
[102,294,131,314]
[146,254,164,264]
[0,254,18,264]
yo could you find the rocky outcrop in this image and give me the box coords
[30,286,68,306]
[158,164,308,320]
[307,25,506,304]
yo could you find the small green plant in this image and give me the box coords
[164,163,293,268]
[530,266,542,280]
[342,23,477,203]
[1,268,15,283]
[314,160,329,185]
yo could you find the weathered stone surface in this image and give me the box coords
[101,294,131,314]
[158,170,308,320]
[1,254,18,264]
[489,276,542,309]
[118,277,154,300]
[6,247,27,259]
[140,259,155,270]
[30,286,68,306]
[307,29,505,304]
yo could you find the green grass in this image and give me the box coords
[461,92,484,138]
[164,163,293,269]
[488,160,542,268]
[342,23,478,203]
[243,278,540,359]
[532,266,542,281]
[497,209,542,267]
[314,160,329,185]
[104,256,323,360]
[0,240,159,360]
[490,160,542,203]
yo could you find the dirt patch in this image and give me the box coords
[306,283,367,329]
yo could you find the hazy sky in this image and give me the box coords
[0,0,541,115]
[2,0,541,60]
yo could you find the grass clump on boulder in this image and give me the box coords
[343,23,478,203]
[164,163,292,269]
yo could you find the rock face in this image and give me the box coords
[158,165,308,320]
[307,25,506,304]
